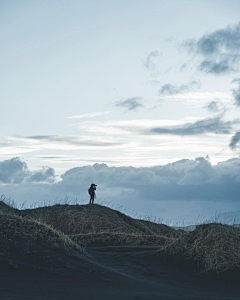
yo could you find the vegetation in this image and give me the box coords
[1,198,240,278]
[21,204,179,246]
[0,204,90,276]
[158,223,240,276]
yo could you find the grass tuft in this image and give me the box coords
[158,223,240,276]
[0,210,91,276]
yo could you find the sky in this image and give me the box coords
[1,0,240,224]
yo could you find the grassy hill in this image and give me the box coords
[1,200,239,279]
[0,210,98,276]
[158,222,240,278]
[22,204,179,246]
[0,201,178,277]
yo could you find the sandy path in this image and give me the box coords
[88,246,240,299]
[0,245,239,300]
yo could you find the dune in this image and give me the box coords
[0,210,99,277]
[0,201,239,300]
[22,203,179,246]
[158,223,240,278]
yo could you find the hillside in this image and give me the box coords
[1,201,240,299]
[22,204,179,246]
[158,222,240,278]
[0,210,105,277]
[1,201,239,278]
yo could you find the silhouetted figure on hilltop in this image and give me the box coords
[88,183,97,205]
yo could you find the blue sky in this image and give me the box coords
[1,1,240,222]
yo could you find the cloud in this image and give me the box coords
[229,131,240,150]
[2,157,240,204]
[184,23,240,74]
[159,80,200,96]
[0,135,129,162]
[150,116,237,136]
[145,80,160,86]
[27,167,55,183]
[57,158,240,202]
[11,135,126,150]
[206,101,221,112]
[0,157,29,184]
[159,83,188,96]
[198,59,231,74]
[78,118,188,136]
[161,92,233,110]
[142,50,161,76]
[115,97,143,111]
[143,50,160,69]
[0,157,55,184]
[66,111,111,119]
[231,78,240,106]
[1,157,240,222]
[78,115,238,138]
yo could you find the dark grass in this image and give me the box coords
[0,210,93,277]
[157,223,240,279]
[1,199,240,279]
[20,203,179,246]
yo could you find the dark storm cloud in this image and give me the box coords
[1,157,240,204]
[184,23,240,74]
[229,131,240,150]
[150,116,238,136]
[115,97,143,111]
[231,78,240,106]
[159,80,200,96]
[56,158,240,202]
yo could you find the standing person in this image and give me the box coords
[88,183,97,205]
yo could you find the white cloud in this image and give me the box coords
[79,115,239,137]
[0,146,40,155]
[66,111,111,119]
[8,135,128,150]
[78,119,188,135]
[161,92,234,109]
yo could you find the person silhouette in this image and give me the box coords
[88,183,97,205]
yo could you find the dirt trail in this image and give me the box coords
[88,246,240,299]
[0,246,239,300]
